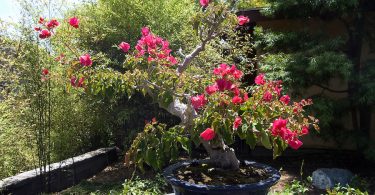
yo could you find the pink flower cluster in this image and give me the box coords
[35,16,88,87]
[70,53,92,88]
[133,27,178,66]
[293,98,313,113]
[70,76,85,88]
[195,64,247,141]
[191,94,207,110]
[255,73,291,105]
[35,16,79,39]
[192,64,247,112]
[34,17,59,39]
[271,118,309,150]
[69,17,80,28]
[237,15,250,26]
[200,0,210,7]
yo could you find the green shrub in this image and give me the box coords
[119,175,167,195]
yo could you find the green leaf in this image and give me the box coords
[260,130,272,149]
[273,139,282,159]
[237,123,248,139]
[159,91,173,108]
[178,136,191,154]
[145,148,158,170]
[246,132,257,149]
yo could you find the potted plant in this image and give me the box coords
[35,0,318,194]
[121,1,318,195]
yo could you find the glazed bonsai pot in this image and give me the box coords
[163,160,280,195]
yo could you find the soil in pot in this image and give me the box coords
[174,161,269,185]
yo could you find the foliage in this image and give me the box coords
[0,33,37,178]
[272,175,371,195]
[254,27,351,90]
[237,0,269,9]
[125,121,190,171]
[253,0,375,155]
[7,0,319,178]
[0,1,117,179]
[60,175,167,195]
[261,0,358,19]
[276,178,311,194]
[60,180,123,195]
[65,0,196,62]
[193,68,318,158]
[327,185,369,195]
[120,175,167,195]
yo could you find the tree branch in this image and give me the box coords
[314,83,349,93]
[176,18,223,74]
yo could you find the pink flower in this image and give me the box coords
[255,74,265,85]
[168,56,178,65]
[272,118,288,132]
[229,65,243,79]
[243,93,249,101]
[233,117,242,130]
[263,91,272,102]
[213,64,230,76]
[39,29,51,39]
[233,69,243,80]
[301,126,309,135]
[79,54,92,67]
[216,79,233,91]
[69,17,79,28]
[280,127,293,141]
[237,15,250,26]
[77,77,85,87]
[135,42,143,51]
[46,19,60,29]
[232,87,240,96]
[288,138,303,150]
[34,27,41,31]
[119,42,130,53]
[191,94,207,110]
[71,76,84,87]
[205,84,218,95]
[280,95,290,105]
[141,27,150,36]
[42,68,49,75]
[38,17,44,24]
[232,96,243,104]
[200,0,210,7]
[162,40,169,50]
[70,76,77,87]
[200,128,215,141]
[274,84,282,96]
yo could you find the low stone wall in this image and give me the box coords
[0,147,118,195]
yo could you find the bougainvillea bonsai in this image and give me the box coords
[35,0,318,173]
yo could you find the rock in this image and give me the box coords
[312,168,354,189]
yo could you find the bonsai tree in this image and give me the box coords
[120,0,319,170]
[34,0,318,171]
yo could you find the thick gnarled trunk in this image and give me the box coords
[162,98,240,170]
[201,138,240,170]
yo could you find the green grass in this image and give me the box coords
[58,181,123,195]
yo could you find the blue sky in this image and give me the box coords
[0,0,20,22]
[0,0,84,23]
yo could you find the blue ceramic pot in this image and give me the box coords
[163,160,280,195]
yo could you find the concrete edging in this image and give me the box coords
[0,147,118,195]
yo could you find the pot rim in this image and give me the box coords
[162,159,280,192]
